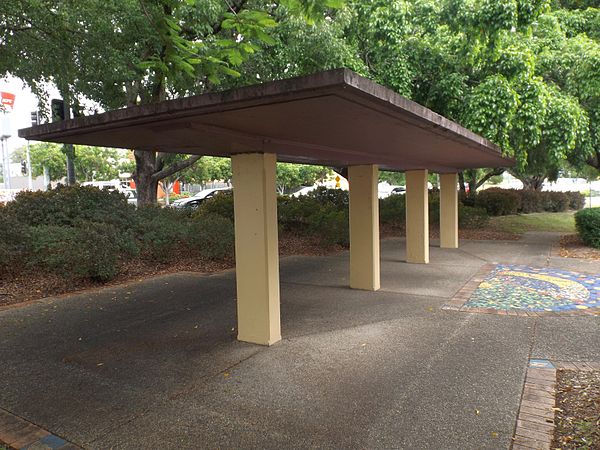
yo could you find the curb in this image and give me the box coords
[511,359,600,450]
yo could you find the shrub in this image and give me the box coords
[575,208,600,248]
[459,205,489,229]
[134,206,190,259]
[306,187,349,208]
[196,191,235,221]
[5,185,136,232]
[189,213,235,259]
[543,192,570,212]
[0,209,31,272]
[379,194,406,224]
[518,190,544,213]
[310,209,349,246]
[565,191,586,210]
[474,188,521,216]
[278,194,349,246]
[429,192,440,224]
[28,223,122,281]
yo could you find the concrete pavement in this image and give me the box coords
[1,233,599,449]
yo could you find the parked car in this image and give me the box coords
[290,185,319,197]
[170,187,231,209]
[378,185,406,199]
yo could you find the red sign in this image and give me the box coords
[0,92,16,111]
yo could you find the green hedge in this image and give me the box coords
[473,188,584,215]
[575,208,600,248]
[474,188,521,216]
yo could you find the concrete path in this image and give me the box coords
[1,233,600,449]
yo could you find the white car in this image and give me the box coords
[379,185,406,199]
[290,185,319,197]
[170,187,231,208]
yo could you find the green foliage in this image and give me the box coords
[379,194,406,224]
[565,191,586,209]
[0,209,31,271]
[278,190,349,246]
[11,142,66,181]
[306,186,349,208]
[6,185,137,232]
[459,205,490,229]
[134,206,190,259]
[189,213,235,259]
[472,188,582,215]
[276,163,330,194]
[474,188,522,215]
[379,171,405,185]
[575,207,600,248]
[195,191,235,221]
[28,223,122,281]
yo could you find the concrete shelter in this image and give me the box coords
[19,69,513,346]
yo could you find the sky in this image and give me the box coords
[0,76,60,154]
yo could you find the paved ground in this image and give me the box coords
[1,233,600,449]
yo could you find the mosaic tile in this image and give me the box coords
[463,265,600,312]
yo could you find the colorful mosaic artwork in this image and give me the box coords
[464,265,600,312]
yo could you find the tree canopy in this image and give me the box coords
[2,0,598,194]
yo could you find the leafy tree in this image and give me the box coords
[11,143,66,182]
[12,143,129,183]
[276,163,330,194]
[1,0,344,205]
[347,0,595,191]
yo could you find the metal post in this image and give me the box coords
[1,138,10,190]
[43,166,50,190]
[26,140,33,190]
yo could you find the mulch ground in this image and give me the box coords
[0,234,343,308]
[560,234,600,260]
[0,227,517,309]
[552,370,600,449]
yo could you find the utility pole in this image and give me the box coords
[26,140,33,190]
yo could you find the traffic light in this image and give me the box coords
[51,99,65,122]
[21,160,27,175]
[30,111,39,126]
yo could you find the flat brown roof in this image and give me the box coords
[19,69,513,172]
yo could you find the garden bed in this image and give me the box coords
[552,369,600,449]
[560,234,600,260]
[0,233,343,308]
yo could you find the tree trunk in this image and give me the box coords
[521,177,545,191]
[133,150,159,206]
[62,144,76,185]
[458,172,466,192]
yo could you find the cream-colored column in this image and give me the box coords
[231,153,281,346]
[349,165,380,291]
[440,173,459,249]
[405,169,429,264]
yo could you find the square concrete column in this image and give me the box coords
[440,173,459,249]
[231,153,281,346]
[405,169,429,264]
[348,165,380,291]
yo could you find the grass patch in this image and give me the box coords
[489,212,576,234]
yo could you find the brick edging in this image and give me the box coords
[511,360,600,450]
[441,263,495,312]
[0,408,80,449]
[511,360,557,449]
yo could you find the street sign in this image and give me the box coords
[0,92,15,112]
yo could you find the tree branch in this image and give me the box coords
[475,167,505,189]
[152,155,202,181]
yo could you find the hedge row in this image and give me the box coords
[0,186,234,282]
[575,208,600,249]
[1,186,586,284]
[470,188,585,216]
